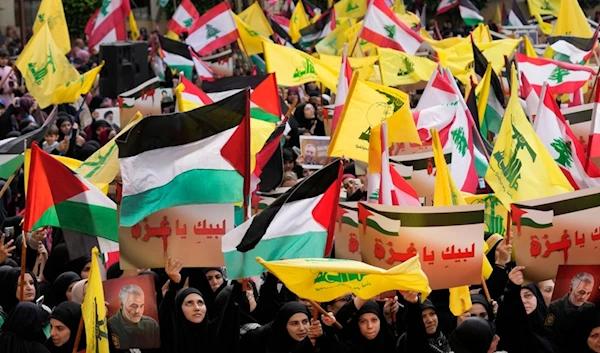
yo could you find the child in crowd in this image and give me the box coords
[42,125,60,153]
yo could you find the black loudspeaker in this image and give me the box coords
[99,41,150,98]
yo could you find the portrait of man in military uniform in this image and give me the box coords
[108,284,161,350]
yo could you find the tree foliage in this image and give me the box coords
[63,0,103,38]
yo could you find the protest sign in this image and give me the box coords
[513,186,600,282]
[119,77,172,125]
[334,202,361,261]
[358,202,485,289]
[551,264,600,305]
[119,204,234,269]
[299,136,330,169]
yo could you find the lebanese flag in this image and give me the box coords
[186,2,240,56]
[520,72,539,120]
[589,85,600,159]
[413,104,456,146]
[86,0,130,52]
[332,44,352,134]
[23,143,118,241]
[415,69,456,110]
[534,84,600,190]
[222,160,343,279]
[189,48,221,81]
[436,0,458,15]
[359,0,423,54]
[168,0,200,36]
[448,97,478,193]
[516,53,596,95]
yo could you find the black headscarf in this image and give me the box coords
[56,113,73,142]
[522,284,555,352]
[42,244,71,284]
[68,255,91,279]
[45,301,84,353]
[0,267,38,314]
[0,302,50,353]
[90,119,111,143]
[266,301,313,353]
[450,317,495,353]
[45,272,81,309]
[346,301,396,352]
[77,140,100,161]
[470,293,495,321]
[171,288,212,353]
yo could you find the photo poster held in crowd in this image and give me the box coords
[389,147,452,206]
[334,202,362,261]
[118,204,234,269]
[95,107,121,128]
[201,49,234,77]
[512,186,600,283]
[118,77,173,126]
[551,264,600,306]
[299,135,330,169]
[103,274,160,350]
[251,187,290,216]
[357,202,485,290]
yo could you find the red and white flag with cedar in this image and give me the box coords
[368,121,421,206]
[535,84,600,190]
[86,0,130,52]
[359,0,423,54]
[589,85,600,159]
[168,0,200,36]
[520,72,539,120]
[186,2,240,56]
[189,49,221,81]
[332,44,352,134]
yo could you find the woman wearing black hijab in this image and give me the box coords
[45,272,81,309]
[397,293,451,353]
[0,302,50,353]
[167,287,213,353]
[450,317,499,353]
[292,103,325,137]
[46,301,84,353]
[0,267,39,315]
[53,112,80,158]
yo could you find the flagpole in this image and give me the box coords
[0,165,22,200]
[18,0,26,49]
[307,299,343,328]
[243,88,251,222]
[71,317,85,353]
[587,65,600,104]
[19,139,27,301]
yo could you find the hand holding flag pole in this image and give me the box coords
[19,138,27,302]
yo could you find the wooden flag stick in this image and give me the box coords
[71,316,84,353]
[505,210,512,246]
[481,275,492,303]
[307,299,343,329]
[18,230,27,301]
[0,164,22,200]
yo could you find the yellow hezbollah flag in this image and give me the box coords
[52,62,104,105]
[315,19,353,56]
[166,30,180,40]
[290,0,310,43]
[378,47,437,86]
[234,13,272,56]
[397,12,420,28]
[263,41,338,92]
[83,247,109,353]
[471,24,492,44]
[128,12,140,40]
[33,0,70,54]
[16,23,79,109]
[527,0,560,17]
[552,0,592,38]
[318,53,378,80]
[256,256,431,302]
[335,0,367,18]
[534,14,552,36]
[328,76,419,162]
[239,2,273,37]
[394,0,407,15]
[492,4,502,25]
[76,113,144,194]
[485,66,573,208]
[524,35,538,57]
[431,129,472,316]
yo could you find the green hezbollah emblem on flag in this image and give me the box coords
[346,0,359,12]
[206,24,221,39]
[451,127,468,157]
[314,271,367,284]
[359,90,404,142]
[541,0,553,11]
[293,58,316,80]
[550,138,573,168]
[396,57,415,77]
[245,27,259,37]
[28,47,56,85]
[383,24,396,39]
[492,119,537,191]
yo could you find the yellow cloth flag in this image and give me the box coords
[76,113,144,194]
[263,41,338,92]
[33,0,70,54]
[239,2,274,37]
[475,64,493,128]
[52,63,104,105]
[335,0,367,18]
[492,4,502,25]
[431,128,473,316]
[534,13,553,36]
[290,0,310,43]
[523,35,538,58]
[378,47,437,86]
[166,30,180,40]
[233,13,272,56]
[328,76,420,162]
[129,12,140,40]
[16,23,79,109]
[318,53,378,80]
[315,19,353,56]
[485,66,574,208]
[552,0,592,38]
[397,12,420,28]
[527,0,560,17]
[394,0,407,15]
[24,151,84,194]
[471,24,492,44]
[83,247,110,353]
[256,256,431,302]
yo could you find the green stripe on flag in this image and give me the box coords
[251,107,281,123]
[520,218,552,229]
[0,154,23,180]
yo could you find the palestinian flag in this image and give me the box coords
[175,75,213,112]
[251,123,286,193]
[511,205,553,231]
[516,53,596,95]
[158,35,193,79]
[116,89,250,227]
[506,0,527,26]
[459,0,483,26]
[299,8,335,48]
[0,106,58,179]
[23,143,118,240]
[547,27,599,64]
[189,48,221,81]
[473,40,505,107]
[222,160,343,279]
